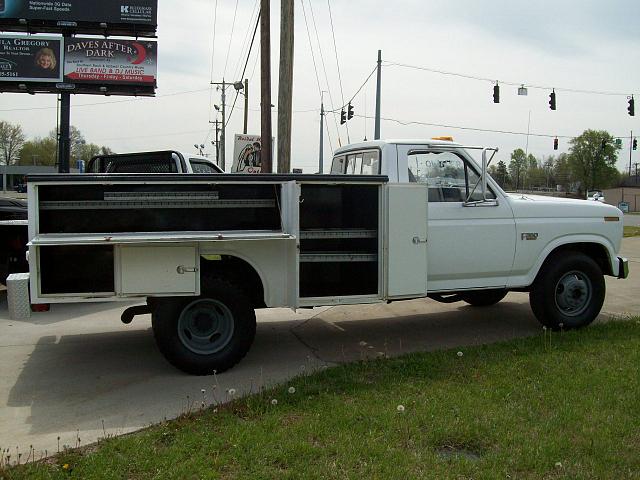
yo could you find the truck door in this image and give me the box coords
[398,145,516,291]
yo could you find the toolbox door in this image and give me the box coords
[385,184,428,298]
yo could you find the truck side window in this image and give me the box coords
[190,159,220,173]
[331,150,379,175]
[331,155,346,174]
[408,151,495,202]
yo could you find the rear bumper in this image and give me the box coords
[617,256,629,279]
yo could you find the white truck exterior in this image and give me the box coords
[24,139,628,375]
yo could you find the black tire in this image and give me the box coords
[461,289,508,307]
[529,251,605,330]
[151,278,256,375]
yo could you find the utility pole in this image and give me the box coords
[277,0,294,173]
[635,163,639,184]
[243,79,249,134]
[214,119,221,165]
[210,81,228,171]
[260,0,273,173]
[374,49,382,140]
[221,82,226,171]
[319,93,325,174]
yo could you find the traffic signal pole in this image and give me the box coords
[374,50,382,140]
[630,131,634,178]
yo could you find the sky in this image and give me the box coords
[0,0,639,173]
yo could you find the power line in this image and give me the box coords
[225,10,261,128]
[223,0,240,79]
[230,0,260,82]
[384,61,636,97]
[208,0,219,125]
[308,0,336,151]
[327,65,377,113]
[300,1,323,99]
[327,0,349,143]
[0,88,212,113]
[354,113,638,141]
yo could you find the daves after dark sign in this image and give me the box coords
[0,0,157,36]
[64,37,157,86]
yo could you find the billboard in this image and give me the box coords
[64,37,156,86]
[232,134,263,173]
[0,0,157,36]
[0,34,62,82]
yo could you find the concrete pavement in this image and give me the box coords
[0,238,638,459]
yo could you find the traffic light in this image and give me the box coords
[628,96,635,117]
[493,84,500,104]
[634,138,638,151]
[340,108,346,125]
[347,102,354,120]
[553,138,559,150]
[549,90,556,111]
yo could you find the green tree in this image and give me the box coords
[568,130,620,194]
[18,137,58,166]
[0,120,26,165]
[508,148,527,190]
[47,126,113,162]
[553,153,572,192]
[491,160,509,189]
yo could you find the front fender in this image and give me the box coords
[507,234,618,289]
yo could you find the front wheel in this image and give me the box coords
[529,252,605,330]
[151,278,256,375]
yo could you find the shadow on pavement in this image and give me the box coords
[7,299,542,436]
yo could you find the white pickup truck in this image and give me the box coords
[22,138,628,375]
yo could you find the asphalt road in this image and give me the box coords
[0,238,638,459]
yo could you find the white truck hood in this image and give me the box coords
[505,193,621,218]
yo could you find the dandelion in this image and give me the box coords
[227,388,236,396]
[397,405,405,413]
[457,351,464,357]
[271,399,278,405]
[288,387,296,394]
[63,464,70,470]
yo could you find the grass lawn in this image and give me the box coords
[624,226,640,237]
[3,320,640,480]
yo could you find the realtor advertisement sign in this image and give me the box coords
[0,0,157,31]
[232,135,264,173]
[64,38,156,86]
[0,34,62,82]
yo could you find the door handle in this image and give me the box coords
[177,266,199,274]
[412,236,427,244]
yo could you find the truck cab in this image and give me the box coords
[87,150,223,174]
[332,138,627,294]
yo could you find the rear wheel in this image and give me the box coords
[151,278,256,375]
[461,289,508,307]
[529,252,605,330]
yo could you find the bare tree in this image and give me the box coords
[0,121,26,165]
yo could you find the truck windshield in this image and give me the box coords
[331,150,379,175]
